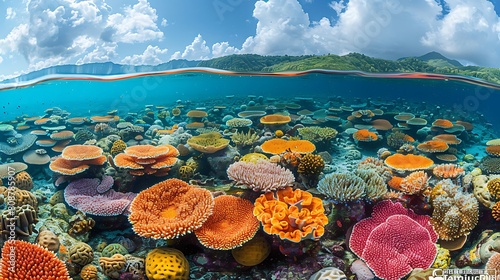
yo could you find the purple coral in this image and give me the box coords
[64,175,137,216]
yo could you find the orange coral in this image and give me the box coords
[49,145,106,175]
[432,164,464,179]
[0,240,70,279]
[387,176,403,191]
[384,154,434,172]
[62,144,104,160]
[50,130,75,140]
[400,171,429,195]
[90,115,120,123]
[113,144,179,176]
[261,138,315,154]
[432,134,462,145]
[195,195,260,250]
[260,114,291,125]
[417,140,449,153]
[253,186,328,243]
[492,202,500,221]
[353,129,378,142]
[128,178,214,239]
[186,110,208,118]
[432,119,454,128]
[486,145,500,157]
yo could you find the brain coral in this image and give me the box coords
[253,186,328,242]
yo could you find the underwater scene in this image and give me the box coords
[1,68,500,280]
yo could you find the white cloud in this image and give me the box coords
[104,0,163,43]
[121,45,168,65]
[421,0,500,67]
[212,42,240,58]
[6,7,16,19]
[170,34,211,60]
[0,0,165,72]
[234,0,500,66]
[161,18,167,27]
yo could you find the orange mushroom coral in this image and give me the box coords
[353,129,378,142]
[261,138,315,155]
[384,153,434,172]
[253,186,328,243]
[195,195,260,250]
[260,114,291,125]
[432,119,454,128]
[128,178,214,239]
[486,145,500,157]
[49,145,106,175]
[417,140,449,153]
[432,134,462,145]
[113,144,179,176]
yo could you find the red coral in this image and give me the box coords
[349,200,437,280]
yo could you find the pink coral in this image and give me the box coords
[349,200,437,280]
[227,160,295,192]
[64,176,137,216]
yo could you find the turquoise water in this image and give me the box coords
[1,68,500,131]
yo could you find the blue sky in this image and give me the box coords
[0,0,499,79]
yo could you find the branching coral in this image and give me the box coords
[230,129,259,147]
[227,160,295,192]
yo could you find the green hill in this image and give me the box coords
[197,53,500,85]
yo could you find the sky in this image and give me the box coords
[0,0,499,79]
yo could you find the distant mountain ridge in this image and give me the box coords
[2,52,499,85]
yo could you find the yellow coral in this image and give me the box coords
[275,129,284,138]
[178,165,194,180]
[13,171,33,190]
[110,139,127,157]
[231,235,270,266]
[240,153,268,163]
[145,247,189,280]
[80,264,98,280]
[230,129,259,147]
[487,178,500,199]
[432,245,451,268]
[187,132,230,153]
[297,154,324,176]
[297,126,338,142]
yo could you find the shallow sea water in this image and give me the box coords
[1,68,500,280]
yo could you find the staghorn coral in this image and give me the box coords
[431,179,479,240]
[230,129,260,147]
[253,186,328,242]
[297,126,338,142]
[227,160,295,192]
